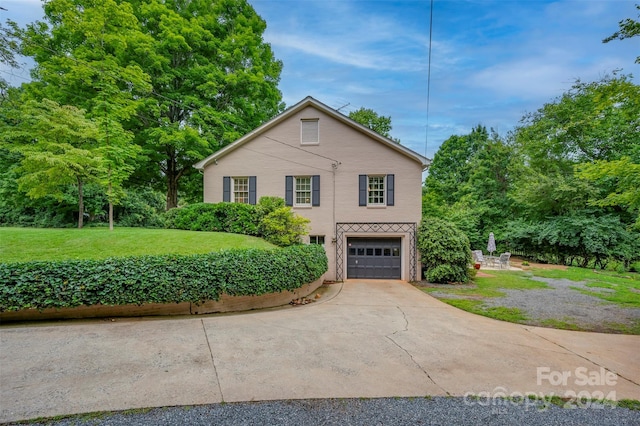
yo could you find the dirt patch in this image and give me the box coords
[483,277,640,334]
[414,282,477,289]
[419,272,640,334]
[510,258,568,271]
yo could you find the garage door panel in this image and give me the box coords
[347,238,401,279]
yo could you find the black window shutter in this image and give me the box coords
[249,176,257,205]
[387,174,395,206]
[223,176,230,202]
[312,175,320,206]
[359,175,367,206]
[285,176,293,206]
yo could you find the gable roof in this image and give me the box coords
[193,96,431,170]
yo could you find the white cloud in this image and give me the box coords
[259,0,428,72]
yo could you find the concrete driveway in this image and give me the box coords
[1,280,639,423]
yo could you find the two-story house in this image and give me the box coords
[194,97,430,282]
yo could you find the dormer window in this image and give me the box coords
[301,118,319,145]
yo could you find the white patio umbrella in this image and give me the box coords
[487,232,496,257]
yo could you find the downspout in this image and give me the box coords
[332,161,340,280]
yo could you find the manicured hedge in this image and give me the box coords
[164,202,260,235]
[164,199,310,247]
[0,244,327,312]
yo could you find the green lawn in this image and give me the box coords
[0,227,274,263]
[419,267,640,334]
[421,270,551,299]
[531,267,640,308]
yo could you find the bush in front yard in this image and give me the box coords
[259,206,310,247]
[418,217,472,283]
[165,198,310,247]
[164,202,260,236]
[0,245,328,312]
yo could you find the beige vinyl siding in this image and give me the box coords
[202,105,423,280]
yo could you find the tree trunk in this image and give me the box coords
[109,201,114,230]
[108,170,114,231]
[165,152,180,210]
[166,174,179,210]
[77,178,84,229]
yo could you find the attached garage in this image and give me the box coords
[346,237,401,279]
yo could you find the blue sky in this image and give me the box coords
[2,0,638,158]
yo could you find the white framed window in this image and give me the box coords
[233,177,249,204]
[294,176,312,206]
[301,118,319,145]
[359,174,394,207]
[368,175,385,205]
[309,235,325,245]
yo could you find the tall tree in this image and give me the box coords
[511,74,639,219]
[18,0,151,228]
[128,0,284,209]
[506,74,640,265]
[578,157,640,229]
[0,16,19,97]
[423,124,488,205]
[348,107,399,142]
[422,126,513,249]
[603,4,640,63]
[0,98,102,228]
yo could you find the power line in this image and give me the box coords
[425,0,434,159]
[0,26,242,126]
[2,54,343,174]
[262,135,340,164]
[1,24,346,171]
[240,146,333,173]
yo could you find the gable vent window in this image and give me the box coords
[301,119,319,145]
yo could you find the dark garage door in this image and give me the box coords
[347,238,401,279]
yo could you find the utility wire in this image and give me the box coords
[425,0,434,159]
[1,28,345,169]
[262,135,340,164]
[2,63,342,172]
[241,146,333,173]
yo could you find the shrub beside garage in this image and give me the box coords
[418,218,472,283]
[0,244,328,312]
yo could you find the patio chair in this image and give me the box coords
[472,250,486,266]
[499,252,511,269]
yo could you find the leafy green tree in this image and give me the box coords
[505,213,639,268]
[578,157,640,229]
[421,125,514,249]
[506,74,640,266]
[14,0,283,210]
[0,98,102,228]
[0,18,19,96]
[512,74,639,220]
[18,0,151,228]
[515,75,638,168]
[423,125,488,205]
[348,107,399,142]
[603,4,640,63]
[127,0,284,208]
